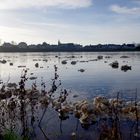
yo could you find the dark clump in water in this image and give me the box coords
[78,69,85,73]
[71,61,77,65]
[35,63,39,68]
[110,61,119,69]
[61,60,67,65]
[121,65,132,72]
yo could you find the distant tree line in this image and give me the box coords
[136,44,140,51]
[0,41,139,52]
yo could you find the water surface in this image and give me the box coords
[0,52,140,140]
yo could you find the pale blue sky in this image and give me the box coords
[0,0,140,45]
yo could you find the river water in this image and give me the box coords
[0,52,140,139]
[0,52,140,98]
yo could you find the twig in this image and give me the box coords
[38,125,49,140]
[38,108,47,126]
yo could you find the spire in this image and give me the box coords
[58,40,61,46]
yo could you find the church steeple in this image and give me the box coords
[58,40,61,46]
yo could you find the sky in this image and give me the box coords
[0,0,140,45]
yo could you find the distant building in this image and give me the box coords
[58,40,61,46]
[57,40,82,50]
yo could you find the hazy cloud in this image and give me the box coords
[0,0,140,44]
[1,21,140,45]
[110,4,140,14]
[0,0,93,10]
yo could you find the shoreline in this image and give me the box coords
[0,50,140,53]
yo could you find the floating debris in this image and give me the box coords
[29,77,37,80]
[61,60,67,64]
[78,69,85,73]
[71,61,77,65]
[105,56,112,59]
[89,59,98,62]
[9,62,13,66]
[121,65,132,72]
[110,61,119,68]
[0,60,7,64]
[35,63,39,68]
[97,56,103,60]
[18,65,26,68]
[79,60,88,63]
[43,59,48,62]
[67,55,75,58]
[73,95,78,98]
[71,55,75,58]
[120,56,129,58]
